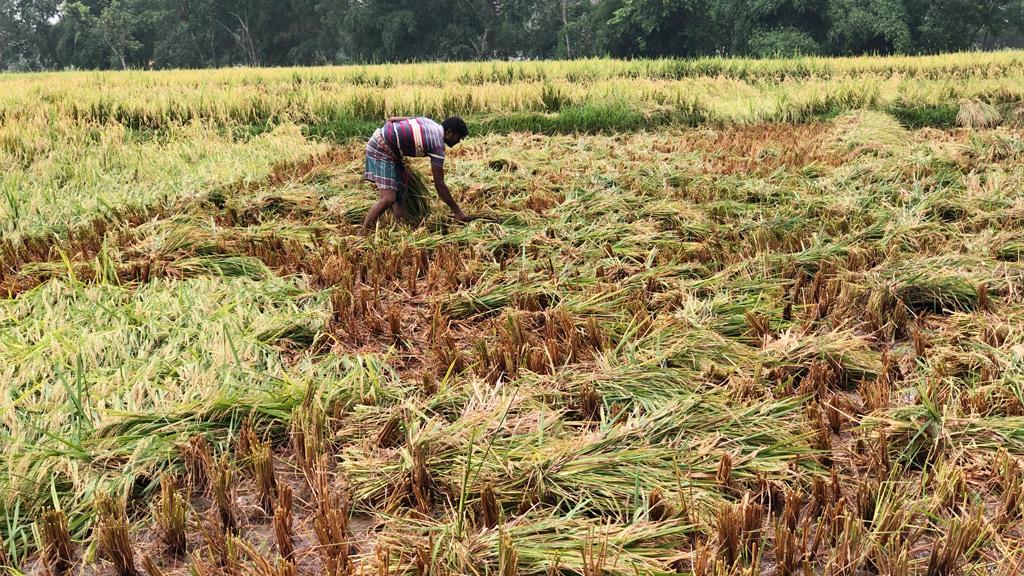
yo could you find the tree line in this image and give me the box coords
[3,0,1024,71]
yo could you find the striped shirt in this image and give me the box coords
[382,117,446,167]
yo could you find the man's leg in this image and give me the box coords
[362,187,397,235]
[391,199,413,225]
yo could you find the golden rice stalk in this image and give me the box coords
[782,489,803,532]
[647,487,672,522]
[374,543,395,576]
[996,451,1023,524]
[860,375,891,412]
[573,381,601,423]
[313,476,353,576]
[235,537,282,576]
[414,537,434,576]
[251,442,279,516]
[926,510,986,576]
[40,509,74,576]
[188,552,214,576]
[930,459,966,512]
[290,396,327,485]
[809,475,831,519]
[498,529,519,576]
[388,308,405,348]
[141,555,165,576]
[212,455,238,532]
[912,324,930,359]
[376,410,404,449]
[716,452,733,488]
[276,559,297,576]
[243,545,274,576]
[744,310,773,342]
[476,482,502,529]
[826,513,864,575]
[273,484,295,560]
[156,474,187,556]
[410,444,433,514]
[716,493,764,566]
[957,99,1003,128]
[235,419,259,464]
[580,529,608,576]
[199,509,238,575]
[690,538,715,576]
[182,435,214,497]
[774,520,803,576]
[95,494,139,576]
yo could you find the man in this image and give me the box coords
[362,116,468,234]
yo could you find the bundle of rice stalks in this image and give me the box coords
[401,163,432,225]
[994,240,1024,262]
[1004,102,1024,128]
[377,514,691,576]
[888,269,980,314]
[957,99,1003,129]
[256,320,318,349]
[830,110,908,154]
[762,328,882,384]
[172,255,270,280]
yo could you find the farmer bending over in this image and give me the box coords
[362,116,468,234]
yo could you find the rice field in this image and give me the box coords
[2,52,1024,576]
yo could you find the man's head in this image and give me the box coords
[442,116,468,147]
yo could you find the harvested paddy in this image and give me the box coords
[2,54,1024,575]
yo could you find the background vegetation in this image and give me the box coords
[3,0,1024,70]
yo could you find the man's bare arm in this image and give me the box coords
[432,164,465,220]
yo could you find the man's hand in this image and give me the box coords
[432,164,466,222]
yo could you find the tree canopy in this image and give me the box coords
[2,0,1023,70]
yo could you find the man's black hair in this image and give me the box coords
[442,116,469,137]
